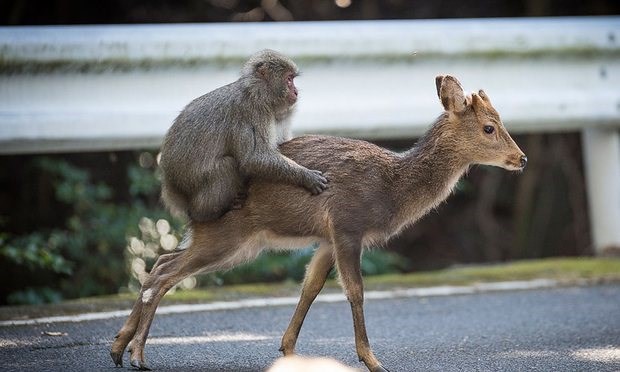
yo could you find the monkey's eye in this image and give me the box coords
[483,125,495,134]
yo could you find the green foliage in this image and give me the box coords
[0,233,72,275]
[128,164,161,197]
[361,249,408,276]
[38,158,112,205]
[6,287,63,305]
[1,154,174,305]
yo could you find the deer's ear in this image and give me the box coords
[471,89,493,110]
[435,75,445,100]
[436,75,466,113]
[478,89,491,103]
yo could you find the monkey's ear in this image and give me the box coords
[255,62,269,79]
[436,75,467,113]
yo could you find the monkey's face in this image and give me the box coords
[264,68,298,109]
[246,50,300,109]
[284,71,299,106]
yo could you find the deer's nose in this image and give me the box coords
[520,155,528,168]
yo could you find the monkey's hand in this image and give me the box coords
[302,169,329,195]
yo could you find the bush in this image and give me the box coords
[0,156,176,304]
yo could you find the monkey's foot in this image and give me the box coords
[130,358,152,371]
[231,192,248,210]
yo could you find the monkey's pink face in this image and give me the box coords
[286,72,298,105]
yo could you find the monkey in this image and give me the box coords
[159,49,328,222]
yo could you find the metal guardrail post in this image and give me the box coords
[582,128,620,254]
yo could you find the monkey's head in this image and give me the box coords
[242,49,300,110]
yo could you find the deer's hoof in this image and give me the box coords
[130,358,151,371]
[278,345,295,356]
[372,366,390,372]
[110,351,123,367]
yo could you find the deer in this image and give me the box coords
[110,75,527,371]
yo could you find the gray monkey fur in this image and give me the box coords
[159,49,328,222]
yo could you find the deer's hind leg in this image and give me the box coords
[110,251,183,367]
[126,227,255,370]
[280,241,334,355]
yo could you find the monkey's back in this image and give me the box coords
[161,83,240,161]
[159,81,250,192]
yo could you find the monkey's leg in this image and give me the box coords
[334,236,388,372]
[189,157,244,222]
[110,252,183,367]
[280,242,334,355]
[127,229,251,370]
[161,183,189,220]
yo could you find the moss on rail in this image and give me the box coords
[1,47,618,74]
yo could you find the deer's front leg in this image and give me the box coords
[280,242,334,355]
[334,238,389,372]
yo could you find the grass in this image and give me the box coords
[1,257,618,321]
[363,257,620,289]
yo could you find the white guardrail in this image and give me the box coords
[0,17,618,253]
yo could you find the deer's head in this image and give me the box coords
[435,75,527,171]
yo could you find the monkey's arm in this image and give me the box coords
[235,124,328,195]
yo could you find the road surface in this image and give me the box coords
[1,284,619,371]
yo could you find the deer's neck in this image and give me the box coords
[395,115,469,226]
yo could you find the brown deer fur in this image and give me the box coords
[110,75,526,372]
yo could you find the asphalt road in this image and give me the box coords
[1,284,619,372]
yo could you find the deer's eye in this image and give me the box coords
[483,125,495,134]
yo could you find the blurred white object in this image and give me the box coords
[268,356,358,372]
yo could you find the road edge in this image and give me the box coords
[0,278,560,327]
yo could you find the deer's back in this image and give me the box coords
[239,135,401,239]
[281,135,396,175]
